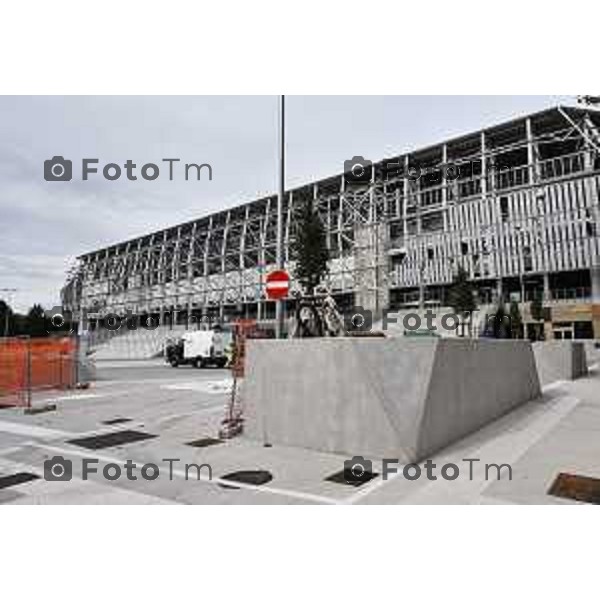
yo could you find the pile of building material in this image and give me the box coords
[244,337,541,462]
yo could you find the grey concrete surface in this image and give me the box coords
[0,356,599,504]
[532,341,588,387]
[244,337,541,462]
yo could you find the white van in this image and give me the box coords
[165,330,228,368]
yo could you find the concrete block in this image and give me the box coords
[244,337,541,462]
[532,341,588,387]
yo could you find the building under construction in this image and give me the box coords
[62,105,600,339]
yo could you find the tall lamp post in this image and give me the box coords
[275,95,285,339]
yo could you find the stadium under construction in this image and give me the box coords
[62,105,600,340]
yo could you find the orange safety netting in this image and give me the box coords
[0,337,76,407]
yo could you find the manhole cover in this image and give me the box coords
[68,429,157,450]
[548,472,600,504]
[325,469,379,487]
[186,437,223,448]
[218,470,273,489]
[101,418,132,425]
[0,472,40,490]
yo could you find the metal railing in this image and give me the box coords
[390,149,597,212]
[539,152,587,181]
[549,287,592,302]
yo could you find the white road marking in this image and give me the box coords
[153,405,225,425]
[0,420,72,440]
[161,380,232,394]
[49,393,103,401]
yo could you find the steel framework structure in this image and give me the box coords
[62,106,600,322]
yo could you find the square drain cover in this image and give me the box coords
[102,418,132,425]
[68,429,157,450]
[0,472,40,490]
[186,437,223,448]
[325,469,379,487]
[548,473,600,504]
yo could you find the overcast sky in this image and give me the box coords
[0,95,572,312]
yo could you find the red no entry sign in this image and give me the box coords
[265,269,290,300]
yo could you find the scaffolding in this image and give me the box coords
[62,106,600,323]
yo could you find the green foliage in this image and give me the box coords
[529,295,545,341]
[447,267,478,337]
[447,267,477,317]
[0,301,49,338]
[491,303,510,339]
[26,304,49,338]
[292,199,329,294]
[509,300,523,339]
[530,296,544,322]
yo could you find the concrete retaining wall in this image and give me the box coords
[532,341,588,387]
[244,337,541,462]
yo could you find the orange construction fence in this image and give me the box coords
[0,337,77,408]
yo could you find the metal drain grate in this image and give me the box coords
[68,429,157,450]
[548,472,600,505]
[218,470,273,489]
[0,472,40,490]
[186,437,224,448]
[325,469,379,487]
[101,418,132,425]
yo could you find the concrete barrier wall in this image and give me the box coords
[584,341,600,365]
[416,339,540,459]
[244,337,541,462]
[532,341,588,387]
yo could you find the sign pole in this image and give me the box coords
[275,95,285,339]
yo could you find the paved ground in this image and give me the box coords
[1,358,600,504]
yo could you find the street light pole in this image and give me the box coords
[275,95,285,339]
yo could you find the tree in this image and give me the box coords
[509,300,523,339]
[26,304,49,338]
[490,302,510,339]
[292,198,329,294]
[0,302,51,338]
[0,300,12,337]
[529,295,544,341]
[447,267,477,337]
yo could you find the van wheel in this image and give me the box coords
[193,358,204,368]
[169,358,179,368]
